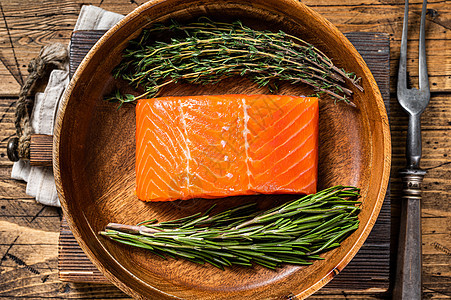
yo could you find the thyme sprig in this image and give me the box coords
[109,18,363,107]
[100,186,361,270]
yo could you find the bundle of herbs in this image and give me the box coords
[109,18,363,107]
[100,186,361,270]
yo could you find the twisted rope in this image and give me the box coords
[14,43,68,159]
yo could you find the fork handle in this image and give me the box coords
[406,114,422,169]
[393,168,426,300]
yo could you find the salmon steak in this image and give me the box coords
[135,94,319,201]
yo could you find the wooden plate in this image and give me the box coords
[53,0,391,299]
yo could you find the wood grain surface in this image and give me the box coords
[58,30,392,294]
[0,0,449,299]
[29,134,53,167]
[53,1,391,298]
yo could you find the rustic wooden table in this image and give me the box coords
[0,1,449,299]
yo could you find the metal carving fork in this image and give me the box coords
[393,0,430,299]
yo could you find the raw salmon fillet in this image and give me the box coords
[136,94,318,201]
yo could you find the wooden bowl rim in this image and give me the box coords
[53,0,391,299]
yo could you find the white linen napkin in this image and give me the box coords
[11,5,124,207]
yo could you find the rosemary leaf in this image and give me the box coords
[100,186,361,270]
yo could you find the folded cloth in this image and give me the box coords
[74,5,124,31]
[11,70,69,207]
[11,5,124,207]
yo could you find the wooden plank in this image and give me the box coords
[59,219,113,284]
[0,0,142,97]
[0,65,447,299]
[29,134,53,167]
[0,0,449,96]
[388,87,451,298]
[0,97,16,166]
[0,0,448,299]
[58,30,392,294]
[390,94,451,130]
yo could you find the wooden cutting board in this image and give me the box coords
[58,30,391,293]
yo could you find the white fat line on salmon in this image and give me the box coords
[144,103,185,166]
[242,98,252,189]
[179,102,192,194]
[252,115,312,162]
[139,125,178,166]
[140,153,179,194]
[277,155,315,185]
[251,103,307,154]
[280,168,316,190]
[251,136,314,179]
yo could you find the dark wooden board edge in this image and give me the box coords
[59,30,391,293]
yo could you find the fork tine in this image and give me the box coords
[397,0,409,93]
[419,0,429,92]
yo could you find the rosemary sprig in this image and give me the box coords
[100,186,361,270]
[108,18,363,107]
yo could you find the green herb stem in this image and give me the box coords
[108,18,363,106]
[100,186,361,270]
